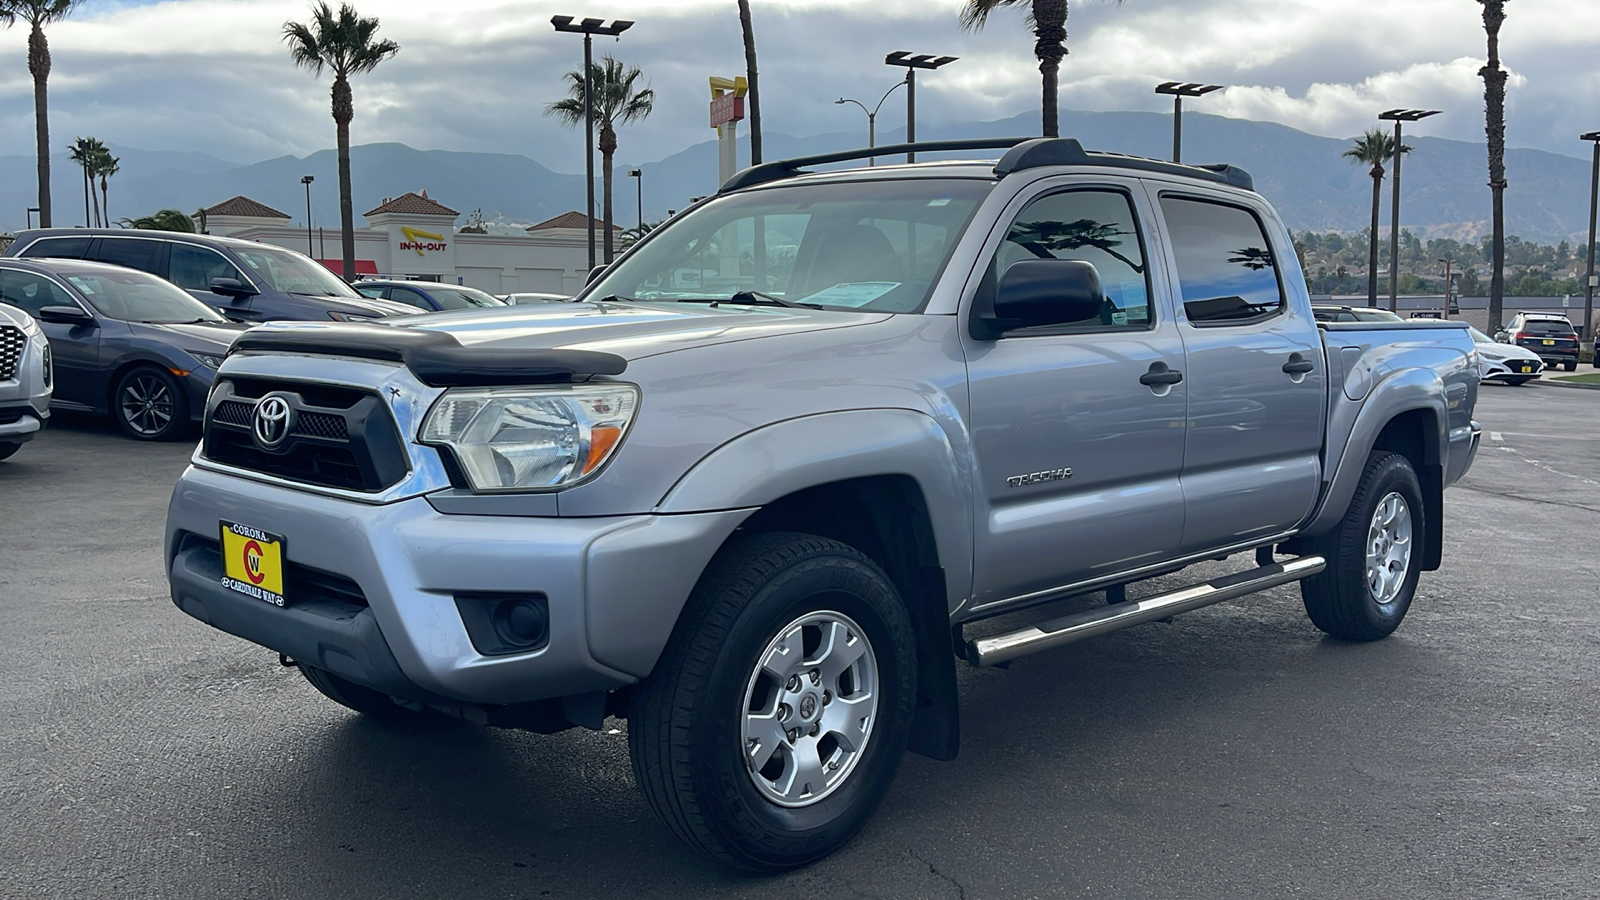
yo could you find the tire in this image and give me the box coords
[113,366,189,441]
[1505,377,1532,386]
[1566,361,1578,372]
[0,443,18,461]
[299,664,421,720]
[629,532,917,873]
[1300,451,1424,641]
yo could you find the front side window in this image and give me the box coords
[989,188,1153,332]
[92,238,164,276]
[355,284,388,300]
[1161,196,1287,325]
[169,244,248,292]
[388,287,431,309]
[61,269,226,323]
[0,268,77,318]
[587,179,992,313]
[18,236,91,260]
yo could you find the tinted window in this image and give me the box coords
[169,244,248,292]
[1518,319,1574,335]
[990,189,1152,331]
[0,268,77,318]
[92,237,165,276]
[1161,197,1286,324]
[388,287,431,309]
[18,236,92,260]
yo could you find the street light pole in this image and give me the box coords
[25,206,38,229]
[1581,131,1600,345]
[552,15,634,272]
[628,168,642,236]
[1436,257,1453,318]
[885,52,956,163]
[835,78,908,167]
[301,175,315,258]
[1155,82,1223,163]
[1379,108,1441,311]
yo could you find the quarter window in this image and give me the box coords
[990,189,1153,332]
[170,244,248,292]
[17,236,92,260]
[1160,196,1286,325]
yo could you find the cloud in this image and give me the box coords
[0,0,1589,168]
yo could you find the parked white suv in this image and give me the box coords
[0,303,52,461]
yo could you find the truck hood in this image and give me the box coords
[394,300,893,361]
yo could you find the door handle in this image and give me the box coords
[1282,354,1315,376]
[1139,362,1184,387]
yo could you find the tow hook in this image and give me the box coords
[278,653,298,668]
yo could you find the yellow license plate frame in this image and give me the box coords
[220,521,287,607]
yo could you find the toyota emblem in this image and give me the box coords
[252,394,296,449]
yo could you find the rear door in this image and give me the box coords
[90,236,168,278]
[1152,190,1325,554]
[963,178,1189,610]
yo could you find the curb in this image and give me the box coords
[1531,377,1600,391]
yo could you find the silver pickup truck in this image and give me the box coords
[166,138,1480,872]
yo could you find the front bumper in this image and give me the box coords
[166,465,748,706]
[1480,357,1542,380]
[0,329,52,443]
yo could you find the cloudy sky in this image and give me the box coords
[0,0,1593,170]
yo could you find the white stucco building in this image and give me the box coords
[200,193,619,296]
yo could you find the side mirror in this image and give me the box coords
[210,277,259,299]
[37,305,95,326]
[971,259,1105,340]
[587,265,608,285]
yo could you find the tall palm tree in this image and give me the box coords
[1343,129,1408,303]
[738,0,761,164]
[960,0,1119,138]
[1479,0,1509,332]
[0,0,80,228]
[95,147,118,226]
[282,2,399,281]
[67,136,96,227]
[546,57,655,265]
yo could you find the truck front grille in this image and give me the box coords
[201,377,409,493]
[0,326,24,381]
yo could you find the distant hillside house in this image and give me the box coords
[201,189,594,294]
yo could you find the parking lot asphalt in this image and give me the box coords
[2,387,1597,900]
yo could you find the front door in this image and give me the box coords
[1153,192,1325,554]
[0,267,101,407]
[963,182,1188,612]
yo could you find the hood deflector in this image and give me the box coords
[228,322,627,387]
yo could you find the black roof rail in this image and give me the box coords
[717,136,1255,194]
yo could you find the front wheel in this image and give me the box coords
[1300,451,1424,641]
[629,532,917,873]
[1505,377,1533,386]
[113,366,189,441]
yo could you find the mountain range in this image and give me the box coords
[2,109,1592,243]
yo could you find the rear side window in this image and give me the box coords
[17,236,91,260]
[93,238,164,276]
[169,244,247,292]
[1161,196,1286,325]
[0,268,77,318]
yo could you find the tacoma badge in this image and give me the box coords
[1006,468,1071,488]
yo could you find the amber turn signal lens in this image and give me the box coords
[583,425,623,475]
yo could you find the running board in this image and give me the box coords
[965,555,1326,667]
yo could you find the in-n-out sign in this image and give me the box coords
[709,75,747,128]
[400,225,447,256]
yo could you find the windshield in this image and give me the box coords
[1468,326,1494,343]
[233,245,361,298]
[428,286,504,309]
[586,178,993,313]
[62,269,227,323]
[1352,308,1403,322]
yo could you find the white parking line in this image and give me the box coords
[1491,431,1504,442]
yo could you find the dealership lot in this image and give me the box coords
[2,384,1597,899]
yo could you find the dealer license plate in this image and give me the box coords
[220,521,287,607]
[1519,363,1534,373]
[1543,339,1556,345]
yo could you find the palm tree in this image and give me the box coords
[120,209,196,232]
[1479,0,1509,332]
[546,56,655,265]
[1343,129,1408,303]
[960,0,1119,138]
[738,0,761,164]
[282,2,399,281]
[67,136,96,227]
[0,0,80,228]
[95,147,118,226]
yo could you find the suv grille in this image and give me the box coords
[0,325,24,381]
[202,378,409,493]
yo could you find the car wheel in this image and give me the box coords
[1505,377,1532,386]
[0,443,18,461]
[299,665,422,720]
[1565,361,1578,372]
[113,366,189,441]
[629,532,917,873]
[1300,451,1424,642]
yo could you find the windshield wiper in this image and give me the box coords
[729,290,822,309]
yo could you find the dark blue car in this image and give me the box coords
[0,258,244,440]
[353,279,507,312]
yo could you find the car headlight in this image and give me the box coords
[328,312,379,322]
[190,352,226,369]
[421,384,639,492]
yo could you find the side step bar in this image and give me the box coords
[965,555,1326,667]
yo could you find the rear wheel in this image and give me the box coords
[1300,451,1424,641]
[1566,361,1579,372]
[629,532,917,873]
[299,665,421,720]
[113,366,189,441]
[0,443,19,461]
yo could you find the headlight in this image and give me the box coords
[421,384,639,492]
[190,352,226,369]
[328,312,379,322]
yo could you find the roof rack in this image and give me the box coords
[718,136,1255,193]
